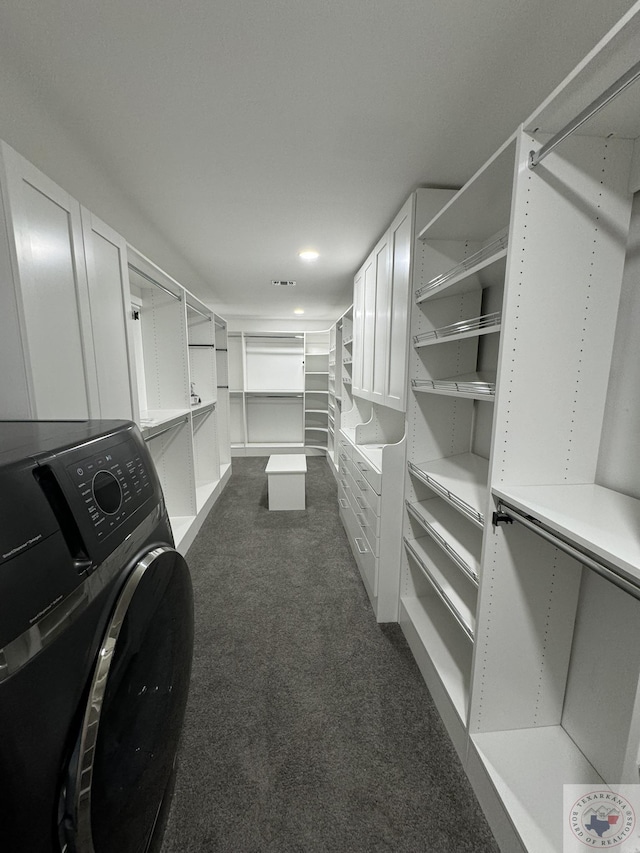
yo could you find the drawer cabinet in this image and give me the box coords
[337,426,405,621]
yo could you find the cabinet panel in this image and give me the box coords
[370,234,390,403]
[1,143,97,418]
[82,209,137,419]
[385,198,412,410]
[351,267,364,395]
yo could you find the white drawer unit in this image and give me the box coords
[337,423,406,621]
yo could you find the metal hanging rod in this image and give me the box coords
[143,417,188,442]
[529,57,640,169]
[128,264,182,301]
[186,303,211,321]
[494,500,640,602]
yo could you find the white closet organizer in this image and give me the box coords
[398,8,640,852]
[469,23,640,853]
[127,247,231,553]
[227,331,306,455]
[0,141,137,421]
[304,330,331,451]
[326,307,352,477]
[338,402,406,622]
[400,138,512,760]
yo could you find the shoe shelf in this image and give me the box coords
[411,371,496,400]
[408,454,488,529]
[405,497,481,584]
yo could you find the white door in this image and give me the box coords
[1,142,98,419]
[82,209,138,420]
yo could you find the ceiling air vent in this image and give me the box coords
[271,279,297,287]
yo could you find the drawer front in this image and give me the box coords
[337,483,350,513]
[351,446,382,495]
[348,465,381,516]
[340,500,377,595]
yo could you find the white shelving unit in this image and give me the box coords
[127,247,231,553]
[395,8,640,852]
[400,140,512,760]
[304,330,330,452]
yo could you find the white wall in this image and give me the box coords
[0,55,211,297]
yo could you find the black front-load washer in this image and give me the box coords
[0,420,194,853]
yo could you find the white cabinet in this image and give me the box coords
[82,209,138,419]
[396,9,640,851]
[338,403,406,621]
[0,142,138,422]
[350,189,455,412]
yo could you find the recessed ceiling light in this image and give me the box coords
[294,308,305,315]
[299,250,319,261]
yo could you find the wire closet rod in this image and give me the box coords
[143,418,188,441]
[495,499,640,602]
[529,57,640,168]
[187,303,211,321]
[128,264,182,301]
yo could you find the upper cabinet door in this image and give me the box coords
[351,264,366,396]
[81,208,138,420]
[370,232,390,404]
[361,252,377,398]
[0,142,98,419]
[384,197,413,411]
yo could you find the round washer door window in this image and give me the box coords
[67,546,194,853]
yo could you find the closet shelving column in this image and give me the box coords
[466,26,640,850]
[304,330,330,452]
[186,293,220,514]
[228,332,247,452]
[340,307,353,413]
[127,249,196,546]
[327,323,339,466]
[399,135,515,758]
[214,316,232,477]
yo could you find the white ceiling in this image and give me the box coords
[0,0,636,320]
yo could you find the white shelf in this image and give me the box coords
[471,726,603,853]
[416,245,507,303]
[408,453,489,528]
[493,483,640,585]
[400,595,472,725]
[412,371,496,400]
[413,312,501,345]
[406,497,481,583]
[404,536,476,640]
[140,409,190,439]
[170,515,197,549]
[418,136,517,242]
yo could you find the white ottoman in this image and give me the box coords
[265,454,307,510]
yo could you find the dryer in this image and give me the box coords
[0,419,194,853]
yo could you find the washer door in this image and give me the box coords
[63,546,194,853]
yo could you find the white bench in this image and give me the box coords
[265,454,307,510]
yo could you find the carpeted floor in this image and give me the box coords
[160,456,499,852]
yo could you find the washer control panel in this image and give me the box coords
[67,438,153,541]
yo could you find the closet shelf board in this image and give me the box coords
[493,483,640,583]
[471,727,603,853]
[406,497,481,582]
[405,537,476,639]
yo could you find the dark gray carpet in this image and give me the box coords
[161,457,499,853]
